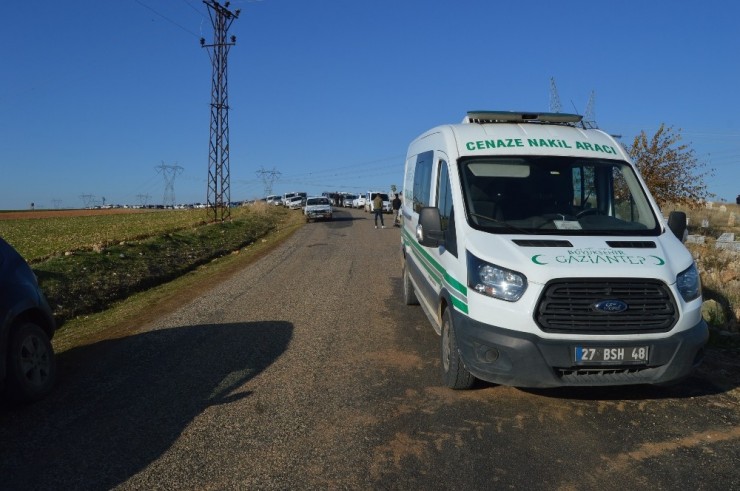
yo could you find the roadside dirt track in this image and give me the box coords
[1,207,738,490]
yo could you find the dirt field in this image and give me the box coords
[0,208,153,220]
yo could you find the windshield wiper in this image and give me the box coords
[468,213,534,235]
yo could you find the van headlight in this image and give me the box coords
[676,263,701,302]
[467,252,527,302]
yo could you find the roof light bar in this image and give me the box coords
[464,111,583,125]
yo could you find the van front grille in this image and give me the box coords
[535,279,678,334]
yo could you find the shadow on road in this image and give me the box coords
[329,210,369,223]
[0,321,293,490]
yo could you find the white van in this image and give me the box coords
[401,110,708,389]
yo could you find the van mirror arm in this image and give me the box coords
[417,207,446,247]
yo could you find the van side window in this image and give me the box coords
[412,151,433,213]
[437,160,458,257]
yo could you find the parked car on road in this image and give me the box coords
[353,196,367,209]
[304,196,333,222]
[286,196,306,210]
[342,194,357,207]
[0,237,57,402]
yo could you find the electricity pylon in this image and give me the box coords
[582,90,597,129]
[201,0,240,222]
[256,166,281,197]
[79,194,95,209]
[136,194,152,207]
[549,77,562,113]
[155,162,184,207]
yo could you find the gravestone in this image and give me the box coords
[715,232,740,252]
[686,235,705,244]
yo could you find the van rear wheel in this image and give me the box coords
[441,309,475,389]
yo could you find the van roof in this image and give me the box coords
[410,110,626,160]
[464,111,583,126]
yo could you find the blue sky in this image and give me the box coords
[1,0,739,210]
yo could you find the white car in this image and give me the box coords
[342,194,357,207]
[304,196,333,222]
[286,196,305,210]
[353,196,366,209]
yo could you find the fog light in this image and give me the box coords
[474,342,500,363]
[484,348,500,362]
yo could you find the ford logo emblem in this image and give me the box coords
[593,299,629,313]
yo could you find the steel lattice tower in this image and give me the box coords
[201,1,240,221]
[155,162,184,207]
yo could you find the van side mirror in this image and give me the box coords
[667,211,687,241]
[417,207,446,247]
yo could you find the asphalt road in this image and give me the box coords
[1,207,739,490]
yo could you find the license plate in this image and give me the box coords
[574,346,649,365]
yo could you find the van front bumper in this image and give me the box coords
[452,311,708,388]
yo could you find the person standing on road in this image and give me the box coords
[373,193,385,229]
[392,193,402,226]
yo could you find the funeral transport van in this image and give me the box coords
[401,111,708,389]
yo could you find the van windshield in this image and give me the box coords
[459,157,660,236]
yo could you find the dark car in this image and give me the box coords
[0,237,57,402]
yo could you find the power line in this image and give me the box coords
[181,0,207,18]
[133,0,201,38]
[279,155,404,181]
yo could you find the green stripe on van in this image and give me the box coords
[402,228,468,314]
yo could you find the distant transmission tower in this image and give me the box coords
[79,194,96,209]
[136,193,152,207]
[549,77,562,113]
[155,162,184,207]
[582,90,597,129]
[256,166,281,197]
[201,1,240,222]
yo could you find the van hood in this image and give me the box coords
[465,233,694,286]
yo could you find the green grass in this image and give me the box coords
[0,208,252,263]
[51,207,305,352]
[1,204,295,327]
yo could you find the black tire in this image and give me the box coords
[402,263,419,305]
[6,321,57,402]
[441,309,475,389]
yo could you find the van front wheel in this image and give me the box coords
[441,309,475,389]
